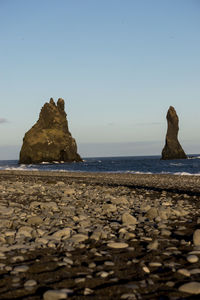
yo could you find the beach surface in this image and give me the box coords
[0,170,200,299]
[1,170,200,193]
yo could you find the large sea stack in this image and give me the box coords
[161,106,187,160]
[19,98,82,164]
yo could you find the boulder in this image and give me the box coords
[161,106,187,160]
[19,98,82,164]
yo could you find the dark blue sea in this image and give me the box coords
[1,155,200,175]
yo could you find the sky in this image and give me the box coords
[0,0,200,159]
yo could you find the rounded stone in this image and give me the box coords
[187,255,199,263]
[24,280,37,287]
[193,229,200,246]
[149,262,162,267]
[83,288,93,295]
[43,289,73,300]
[52,228,71,240]
[100,271,109,278]
[71,234,88,243]
[177,269,191,277]
[13,265,29,273]
[178,282,200,294]
[143,266,150,273]
[11,256,24,263]
[161,229,171,237]
[107,242,129,249]
[121,294,136,299]
[27,216,43,225]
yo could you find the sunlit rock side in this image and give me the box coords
[161,106,187,160]
[19,98,82,164]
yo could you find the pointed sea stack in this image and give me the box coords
[19,98,82,164]
[161,106,187,160]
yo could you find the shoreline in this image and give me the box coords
[1,169,200,194]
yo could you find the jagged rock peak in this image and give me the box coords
[19,98,82,164]
[57,98,65,111]
[161,106,187,160]
[49,97,55,105]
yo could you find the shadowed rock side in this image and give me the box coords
[161,106,187,160]
[19,98,82,164]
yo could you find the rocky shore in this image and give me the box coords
[0,170,200,299]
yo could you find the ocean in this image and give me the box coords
[1,155,200,175]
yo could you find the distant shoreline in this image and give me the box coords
[0,169,200,194]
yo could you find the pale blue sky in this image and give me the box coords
[0,0,200,159]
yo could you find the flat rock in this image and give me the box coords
[193,229,200,246]
[27,216,43,225]
[40,202,58,211]
[43,289,72,300]
[13,265,29,273]
[190,269,200,275]
[179,282,200,294]
[177,269,191,277]
[71,234,88,243]
[52,228,71,240]
[107,242,129,249]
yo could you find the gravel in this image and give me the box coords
[0,170,200,299]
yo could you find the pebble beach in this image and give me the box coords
[0,170,200,300]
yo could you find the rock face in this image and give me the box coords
[161,106,187,160]
[19,98,82,164]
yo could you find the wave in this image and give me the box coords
[0,155,200,175]
[170,163,184,166]
[4,166,39,171]
[0,166,199,176]
[125,170,152,174]
[174,172,200,176]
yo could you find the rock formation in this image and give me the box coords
[161,106,187,160]
[19,98,82,164]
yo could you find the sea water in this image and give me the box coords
[1,155,200,175]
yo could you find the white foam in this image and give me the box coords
[174,172,200,176]
[58,169,85,173]
[4,166,39,171]
[170,163,184,166]
[124,170,152,174]
[134,171,152,174]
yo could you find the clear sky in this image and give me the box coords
[0,0,200,159]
